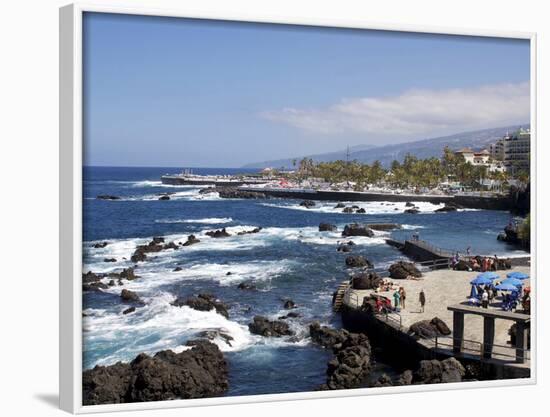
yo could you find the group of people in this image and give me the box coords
[391,287,426,313]
[469,255,501,272]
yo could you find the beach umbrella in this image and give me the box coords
[501,278,523,287]
[470,276,493,286]
[469,285,478,298]
[506,271,529,280]
[495,283,518,291]
[476,271,500,280]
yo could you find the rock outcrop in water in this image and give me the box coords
[299,200,316,208]
[82,340,228,405]
[367,223,401,231]
[388,261,422,279]
[345,255,373,268]
[319,222,337,232]
[310,323,373,390]
[237,227,262,235]
[342,223,374,238]
[131,237,179,263]
[172,294,229,318]
[120,289,142,304]
[182,234,200,246]
[96,195,121,200]
[93,241,109,248]
[248,316,294,337]
[205,228,231,238]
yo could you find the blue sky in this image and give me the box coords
[83,12,530,167]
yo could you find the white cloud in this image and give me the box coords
[261,82,530,138]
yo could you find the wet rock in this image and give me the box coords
[351,272,381,290]
[319,223,337,232]
[366,223,401,231]
[82,340,228,405]
[279,312,300,320]
[342,207,354,213]
[356,208,366,214]
[122,307,136,315]
[172,294,229,318]
[131,238,179,262]
[283,299,296,309]
[345,255,373,268]
[158,195,171,200]
[96,195,121,200]
[205,228,231,238]
[104,258,117,263]
[197,330,234,347]
[93,241,109,248]
[173,266,183,272]
[404,208,420,214]
[337,244,352,253]
[342,223,374,237]
[248,316,294,337]
[299,200,316,208]
[120,289,142,304]
[388,261,422,279]
[182,234,200,246]
[435,204,458,212]
[334,203,346,209]
[395,370,413,386]
[237,227,262,235]
[83,282,109,292]
[405,202,415,207]
[237,282,256,291]
[108,280,116,287]
[310,323,373,390]
[82,271,108,292]
[414,357,465,384]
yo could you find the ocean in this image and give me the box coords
[82,166,527,396]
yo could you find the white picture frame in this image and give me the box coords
[60,2,537,413]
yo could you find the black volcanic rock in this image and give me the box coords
[388,261,422,279]
[97,195,120,200]
[93,241,109,248]
[299,200,316,208]
[120,289,142,304]
[345,255,373,268]
[182,234,200,246]
[217,187,268,199]
[82,340,228,405]
[172,294,229,318]
[248,316,294,337]
[351,272,381,290]
[342,223,374,237]
[414,358,465,384]
[205,228,231,238]
[319,223,337,232]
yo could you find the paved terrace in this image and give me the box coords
[344,266,531,365]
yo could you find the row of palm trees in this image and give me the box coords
[288,147,528,192]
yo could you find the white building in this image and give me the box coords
[489,128,530,175]
[454,148,505,172]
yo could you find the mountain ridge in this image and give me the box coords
[242,124,529,169]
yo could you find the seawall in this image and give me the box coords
[236,188,517,211]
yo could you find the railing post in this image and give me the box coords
[453,311,464,354]
[483,317,495,359]
[515,321,528,364]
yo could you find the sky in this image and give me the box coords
[83,12,530,168]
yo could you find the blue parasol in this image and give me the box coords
[476,271,500,280]
[506,271,529,280]
[501,278,523,287]
[495,283,518,291]
[469,285,478,298]
[470,276,493,286]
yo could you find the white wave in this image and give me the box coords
[401,224,427,230]
[259,226,387,246]
[262,200,445,215]
[83,292,257,368]
[155,217,233,225]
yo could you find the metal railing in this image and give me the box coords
[343,288,403,330]
[431,335,531,363]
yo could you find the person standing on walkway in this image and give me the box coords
[399,287,407,309]
[419,289,426,313]
[393,290,401,310]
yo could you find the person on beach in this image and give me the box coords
[481,290,489,308]
[466,246,471,256]
[419,289,426,313]
[393,290,401,310]
[399,287,407,309]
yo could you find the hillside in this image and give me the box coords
[242,124,529,169]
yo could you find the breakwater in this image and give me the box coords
[237,187,518,211]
